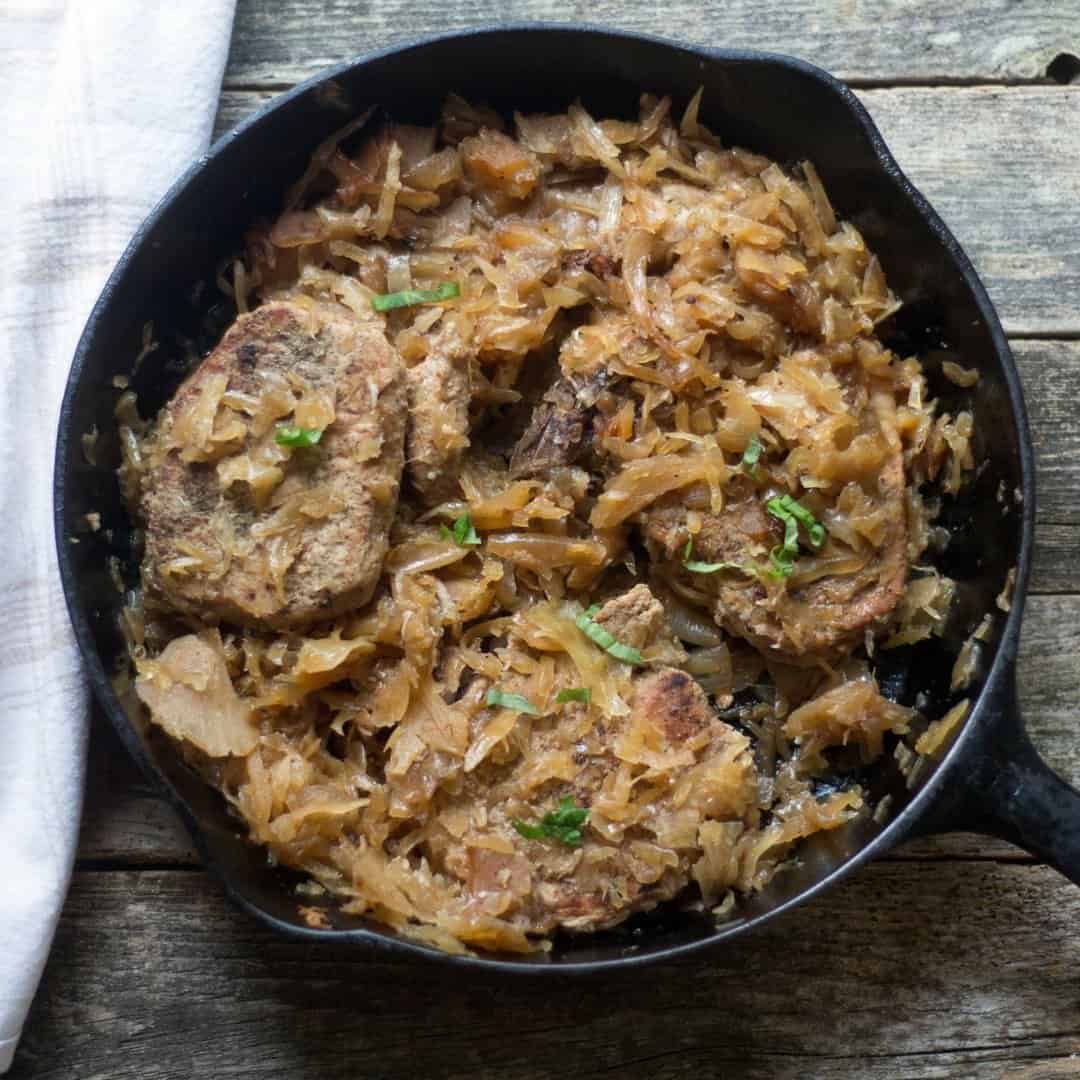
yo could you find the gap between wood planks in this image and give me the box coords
[220,77,1052,93]
[220,0,1080,92]
[222,75,1078,92]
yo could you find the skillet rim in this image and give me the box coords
[54,22,1036,973]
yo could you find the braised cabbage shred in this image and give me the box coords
[120,91,977,954]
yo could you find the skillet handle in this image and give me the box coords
[975,729,1080,886]
[909,670,1080,886]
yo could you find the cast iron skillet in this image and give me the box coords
[54,25,1080,971]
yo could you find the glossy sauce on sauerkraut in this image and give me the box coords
[119,91,974,954]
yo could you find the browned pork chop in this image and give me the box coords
[404,327,472,502]
[518,666,756,933]
[646,462,908,660]
[425,589,756,937]
[590,582,687,666]
[509,369,612,480]
[140,300,406,629]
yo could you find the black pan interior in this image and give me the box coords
[56,27,1026,968]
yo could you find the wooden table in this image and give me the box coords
[13,3,1080,1077]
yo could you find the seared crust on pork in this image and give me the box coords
[141,300,406,629]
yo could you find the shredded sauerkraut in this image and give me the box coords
[119,91,980,954]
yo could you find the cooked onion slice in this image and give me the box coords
[135,633,257,758]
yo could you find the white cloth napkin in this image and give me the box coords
[0,2,237,1069]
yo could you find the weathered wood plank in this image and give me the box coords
[223,0,1080,87]
[1017,341,1080,526]
[212,87,1080,337]
[859,88,1080,338]
[78,595,1080,867]
[1030,523,1080,595]
[77,702,198,865]
[12,862,1080,1079]
[1013,596,1080,784]
[213,87,273,133]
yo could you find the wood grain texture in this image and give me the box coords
[1030,523,1080,595]
[12,863,1080,1079]
[222,0,1080,87]
[212,87,1080,336]
[859,88,1080,338]
[76,703,198,866]
[1018,341,1080,525]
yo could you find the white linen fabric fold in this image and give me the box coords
[0,2,237,1069]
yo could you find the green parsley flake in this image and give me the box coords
[767,543,797,579]
[575,605,643,666]
[764,494,825,578]
[486,688,540,716]
[682,538,755,576]
[439,512,480,547]
[741,433,763,477]
[555,687,591,706]
[512,796,589,848]
[371,281,460,313]
[767,493,825,549]
[274,424,323,449]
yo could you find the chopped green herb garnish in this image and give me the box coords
[512,796,589,848]
[741,433,763,477]
[556,687,591,706]
[681,538,755,576]
[767,493,825,549]
[767,544,796,579]
[764,493,825,579]
[274,424,323,449]
[372,281,460,313]
[486,688,540,716]
[575,605,643,666]
[439,512,480,547]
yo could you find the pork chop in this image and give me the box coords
[404,327,472,503]
[427,589,755,937]
[509,369,611,480]
[511,666,756,934]
[645,462,908,660]
[140,299,406,629]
